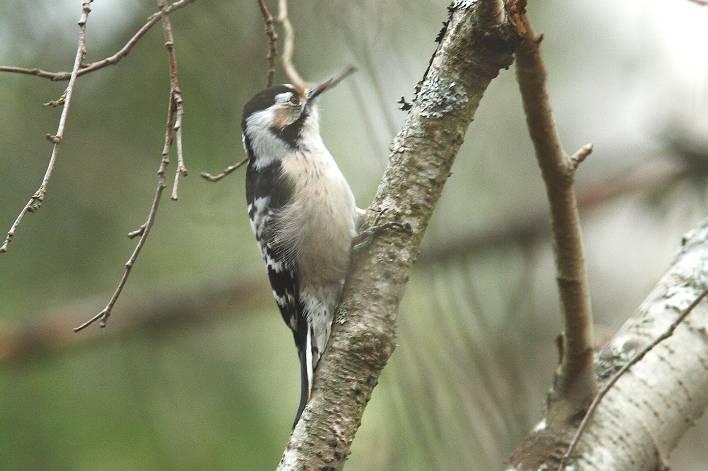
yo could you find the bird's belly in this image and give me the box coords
[278,154,356,287]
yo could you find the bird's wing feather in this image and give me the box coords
[246,161,303,336]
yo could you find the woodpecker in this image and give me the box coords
[242,78,362,426]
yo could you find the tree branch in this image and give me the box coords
[0,1,92,254]
[0,0,196,81]
[275,0,305,89]
[73,0,187,332]
[200,0,279,182]
[157,0,188,201]
[277,1,519,469]
[509,218,708,470]
[515,12,596,417]
[257,0,278,87]
[560,284,708,469]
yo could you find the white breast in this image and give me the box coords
[275,146,357,287]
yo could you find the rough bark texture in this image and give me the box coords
[277,1,519,469]
[508,218,708,470]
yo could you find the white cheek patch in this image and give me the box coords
[246,109,290,169]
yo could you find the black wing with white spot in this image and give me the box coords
[245,160,304,339]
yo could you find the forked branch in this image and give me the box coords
[74,0,188,332]
[0,1,93,254]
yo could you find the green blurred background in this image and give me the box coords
[1,1,706,469]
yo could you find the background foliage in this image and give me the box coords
[1,0,706,469]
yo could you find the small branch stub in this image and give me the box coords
[570,143,593,171]
[200,156,249,182]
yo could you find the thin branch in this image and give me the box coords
[0,0,196,81]
[257,0,278,87]
[156,0,188,200]
[200,156,249,182]
[73,171,168,332]
[0,1,92,254]
[74,0,187,332]
[515,12,597,413]
[688,0,708,5]
[199,0,279,182]
[558,285,708,470]
[276,0,305,89]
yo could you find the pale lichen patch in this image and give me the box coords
[417,76,469,118]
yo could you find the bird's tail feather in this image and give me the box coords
[293,328,314,428]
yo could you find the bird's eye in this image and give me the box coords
[288,94,299,106]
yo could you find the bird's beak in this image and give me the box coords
[306,66,357,103]
[306,79,335,102]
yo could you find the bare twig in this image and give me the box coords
[515,13,597,413]
[257,0,278,87]
[558,285,708,470]
[200,156,249,182]
[688,0,708,5]
[0,0,196,81]
[0,1,92,254]
[199,0,280,182]
[72,171,168,332]
[74,0,187,332]
[276,0,305,89]
[156,0,188,201]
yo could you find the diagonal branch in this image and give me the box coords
[277,1,520,469]
[73,0,187,332]
[515,12,597,417]
[0,1,93,254]
[0,0,196,81]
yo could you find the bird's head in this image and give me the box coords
[241,80,335,153]
[241,68,355,167]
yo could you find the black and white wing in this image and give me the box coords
[245,161,301,336]
[246,159,313,425]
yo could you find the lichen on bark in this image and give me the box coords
[276,1,520,469]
